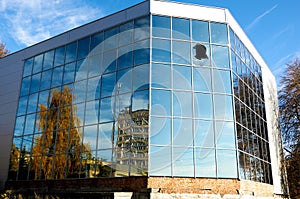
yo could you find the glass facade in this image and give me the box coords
[8,13,272,184]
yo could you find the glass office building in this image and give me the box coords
[0,0,285,197]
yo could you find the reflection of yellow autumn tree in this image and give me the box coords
[31,87,90,179]
[8,144,20,180]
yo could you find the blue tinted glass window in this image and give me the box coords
[20,76,31,96]
[212,45,229,69]
[151,63,170,89]
[194,120,214,147]
[152,38,171,63]
[216,121,235,149]
[150,117,171,145]
[83,125,98,150]
[33,54,43,74]
[119,21,133,46]
[27,93,38,114]
[90,32,104,54]
[38,90,49,108]
[173,91,192,118]
[17,96,28,116]
[87,77,100,101]
[172,17,190,40]
[194,92,213,119]
[23,58,33,77]
[151,89,171,116]
[195,148,216,177]
[54,46,65,66]
[149,146,171,176]
[192,20,209,42]
[134,39,150,66]
[51,66,63,88]
[217,150,237,178]
[132,90,148,111]
[117,68,132,94]
[173,147,194,177]
[118,44,133,70]
[103,49,117,73]
[85,101,98,125]
[99,97,113,123]
[213,69,232,94]
[192,43,210,66]
[14,116,25,136]
[210,22,228,44]
[65,42,77,63]
[104,27,119,51]
[193,67,212,92]
[24,113,36,135]
[74,80,87,104]
[173,118,193,146]
[63,63,75,85]
[172,65,191,90]
[101,72,116,98]
[133,64,149,91]
[172,41,190,65]
[152,15,170,38]
[134,16,150,41]
[43,50,54,70]
[30,73,41,93]
[77,37,90,59]
[89,54,102,77]
[214,94,234,120]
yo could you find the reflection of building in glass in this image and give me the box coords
[0,0,287,198]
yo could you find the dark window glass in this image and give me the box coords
[101,72,116,98]
[104,27,119,51]
[17,96,28,116]
[195,148,216,177]
[24,113,36,135]
[152,15,170,38]
[151,89,171,116]
[152,38,171,63]
[192,20,209,42]
[194,120,214,147]
[77,37,90,59]
[173,147,194,177]
[172,17,190,40]
[43,50,54,70]
[149,146,171,176]
[23,58,33,77]
[210,22,228,44]
[212,45,229,69]
[172,41,190,65]
[150,117,171,145]
[193,67,212,92]
[172,65,191,90]
[90,32,104,53]
[192,43,210,66]
[54,46,65,66]
[65,42,77,63]
[118,44,133,70]
[194,92,213,119]
[33,54,43,74]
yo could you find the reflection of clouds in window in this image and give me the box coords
[173,147,193,177]
[83,125,98,150]
[195,148,216,178]
[98,122,115,149]
[194,120,214,147]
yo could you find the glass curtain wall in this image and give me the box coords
[149,15,237,178]
[9,16,150,180]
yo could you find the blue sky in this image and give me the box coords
[0,0,299,85]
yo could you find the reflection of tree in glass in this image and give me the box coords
[31,87,91,179]
[8,144,20,180]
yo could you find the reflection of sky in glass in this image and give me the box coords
[216,121,236,149]
[217,150,237,178]
[150,117,170,146]
[83,125,98,150]
[194,120,214,147]
[195,148,216,177]
[173,147,193,177]
[173,118,193,146]
[149,146,171,176]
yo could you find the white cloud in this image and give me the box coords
[0,0,102,47]
[246,4,278,31]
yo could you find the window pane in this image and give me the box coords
[90,32,104,54]
[104,27,119,51]
[17,96,28,116]
[172,65,191,90]
[14,116,25,136]
[134,39,150,66]
[213,69,232,94]
[99,97,113,123]
[74,80,87,103]
[20,76,30,96]
[194,92,213,119]
[30,73,41,93]
[172,17,190,40]
[23,58,33,77]
[173,91,192,118]
[134,16,150,41]
[54,46,65,67]
[33,54,43,74]
[214,94,234,120]
[173,147,194,177]
[117,68,132,94]
[150,117,171,146]
[192,43,210,66]
[24,113,36,135]
[216,121,236,149]
[195,148,216,177]
[87,77,100,101]
[149,146,171,176]
[192,20,209,42]
[40,70,52,90]
[85,100,99,125]
[194,120,214,147]
[212,45,229,69]
[98,122,114,149]
[172,41,190,65]
[151,63,170,89]
[152,15,170,38]
[65,42,77,63]
[118,44,133,70]
[133,64,149,91]
[210,22,228,44]
[101,72,116,98]
[193,67,212,92]
[173,118,193,146]
[77,37,90,59]
[83,125,98,150]
[119,21,133,46]
[132,90,149,111]
[89,54,102,77]
[103,49,117,73]
[27,93,38,114]
[217,150,237,178]
[43,50,54,70]
[63,63,75,85]
[152,38,171,63]
[51,66,63,88]
[151,89,171,116]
